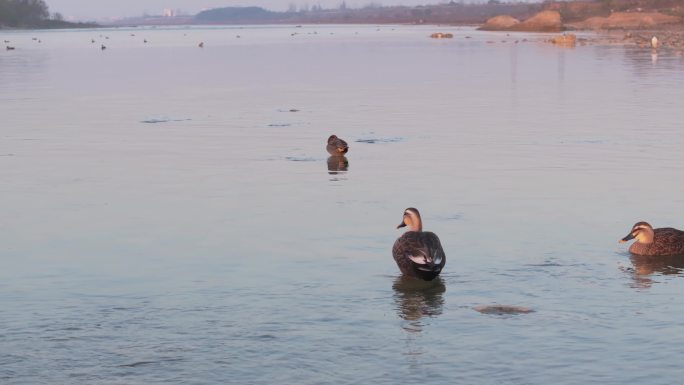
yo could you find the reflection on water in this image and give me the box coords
[327,156,349,174]
[627,254,684,289]
[392,276,445,332]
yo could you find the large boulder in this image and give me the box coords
[479,15,520,31]
[568,12,681,30]
[511,10,563,32]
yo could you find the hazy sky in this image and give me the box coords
[46,0,519,20]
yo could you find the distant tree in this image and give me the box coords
[338,0,347,10]
[52,11,63,21]
[0,0,50,26]
[287,2,297,13]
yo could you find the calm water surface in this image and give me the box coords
[2,25,684,384]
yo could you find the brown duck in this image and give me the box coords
[620,221,684,256]
[392,208,446,281]
[326,135,348,156]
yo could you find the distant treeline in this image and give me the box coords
[194,3,541,25]
[196,7,281,23]
[0,0,49,27]
[0,0,97,28]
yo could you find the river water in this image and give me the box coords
[2,24,684,384]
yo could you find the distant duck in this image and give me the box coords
[620,221,684,256]
[91,38,95,43]
[393,208,446,281]
[3,40,9,43]
[198,42,204,48]
[101,44,107,50]
[326,135,349,156]
[6,46,15,50]
[651,36,659,50]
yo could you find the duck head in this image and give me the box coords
[397,207,423,232]
[620,221,654,244]
[327,135,348,154]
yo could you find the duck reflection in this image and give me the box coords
[327,156,349,174]
[392,276,445,332]
[628,254,684,289]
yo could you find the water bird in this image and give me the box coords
[326,135,349,156]
[91,39,95,43]
[101,44,107,50]
[651,36,659,50]
[144,39,148,43]
[6,46,15,50]
[393,208,446,281]
[198,42,204,48]
[3,40,9,43]
[620,221,684,256]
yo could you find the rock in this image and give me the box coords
[568,12,681,30]
[550,33,577,46]
[479,15,520,31]
[511,10,563,32]
[430,32,454,39]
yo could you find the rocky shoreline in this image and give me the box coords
[479,8,684,50]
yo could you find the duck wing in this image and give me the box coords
[654,228,684,256]
[393,232,446,278]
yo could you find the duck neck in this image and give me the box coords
[408,219,422,232]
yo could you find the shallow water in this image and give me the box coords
[2,25,684,384]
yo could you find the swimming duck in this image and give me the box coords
[393,208,446,281]
[6,46,15,50]
[326,135,348,156]
[198,42,204,48]
[101,44,107,50]
[620,221,684,256]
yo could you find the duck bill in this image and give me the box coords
[620,233,635,243]
[397,222,406,229]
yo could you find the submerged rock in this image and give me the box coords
[430,32,454,39]
[549,33,577,47]
[474,305,534,315]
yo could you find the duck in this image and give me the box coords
[620,221,684,256]
[101,44,107,50]
[651,36,659,50]
[326,135,348,156]
[198,42,204,48]
[6,46,15,50]
[392,208,446,281]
